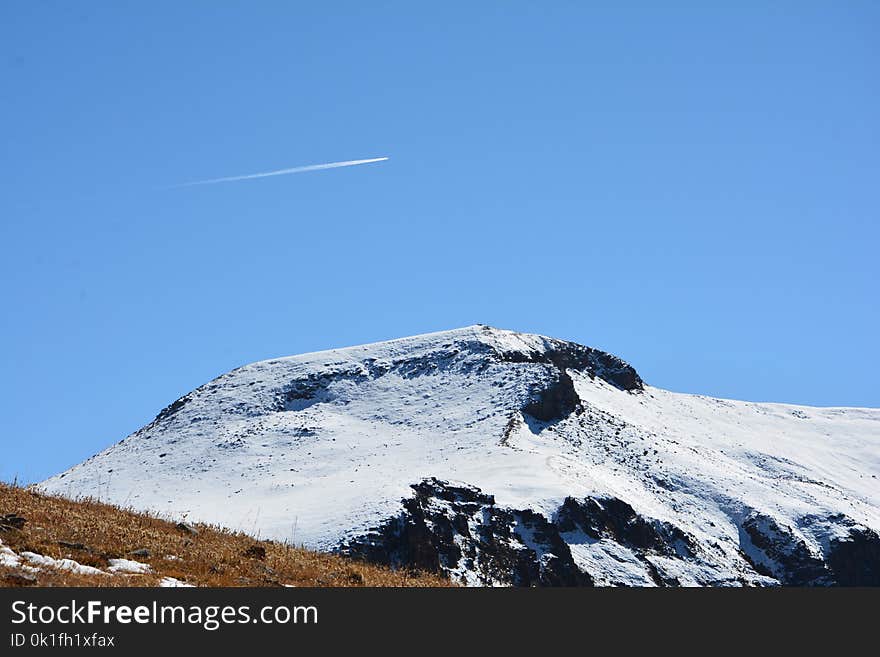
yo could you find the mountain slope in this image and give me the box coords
[0,482,447,587]
[39,325,880,586]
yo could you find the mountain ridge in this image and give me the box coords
[39,326,880,585]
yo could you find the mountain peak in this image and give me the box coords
[262,324,643,393]
[39,327,880,586]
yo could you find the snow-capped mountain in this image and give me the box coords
[39,326,880,586]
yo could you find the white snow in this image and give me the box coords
[0,539,37,572]
[19,551,106,576]
[159,576,194,587]
[107,558,152,574]
[1,539,171,582]
[37,325,880,585]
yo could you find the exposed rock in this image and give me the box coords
[128,548,152,558]
[826,526,880,586]
[340,479,724,586]
[739,511,831,585]
[274,330,644,420]
[243,545,267,560]
[152,394,192,424]
[175,522,199,536]
[0,513,26,531]
[522,371,581,424]
[506,337,642,426]
[556,496,698,559]
[340,478,880,587]
[58,541,90,552]
[736,512,880,586]
[498,339,643,392]
[339,478,592,586]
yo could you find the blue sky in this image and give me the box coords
[2,2,878,483]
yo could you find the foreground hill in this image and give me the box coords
[0,483,447,587]
[40,325,880,586]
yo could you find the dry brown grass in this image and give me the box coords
[0,482,450,588]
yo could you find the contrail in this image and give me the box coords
[171,156,389,187]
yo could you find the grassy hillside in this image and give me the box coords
[0,482,448,587]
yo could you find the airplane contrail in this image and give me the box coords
[172,156,389,187]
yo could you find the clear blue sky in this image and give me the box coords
[2,2,878,483]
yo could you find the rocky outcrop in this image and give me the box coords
[502,336,641,425]
[338,479,591,586]
[149,395,189,425]
[0,514,26,532]
[272,332,642,429]
[827,526,880,586]
[737,511,880,586]
[522,371,582,423]
[338,479,715,586]
[739,512,832,585]
[497,338,643,392]
[556,496,697,559]
[340,480,880,587]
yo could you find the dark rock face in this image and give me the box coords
[152,394,192,424]
[499,336,642,426]
[338,479,713,586]
[340,480,880,587]
[278,371,357,411]
[556,497,697,560]
[522,371,581,423]
[339,479,592,586]
[826,526,880,586]
[739,512,880,586]
[175,522,199,536]
[243,545,267,560]
[738,512,840,586]
[58,541,89,551]
[0,513,26,532]
[498,339,643,392]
